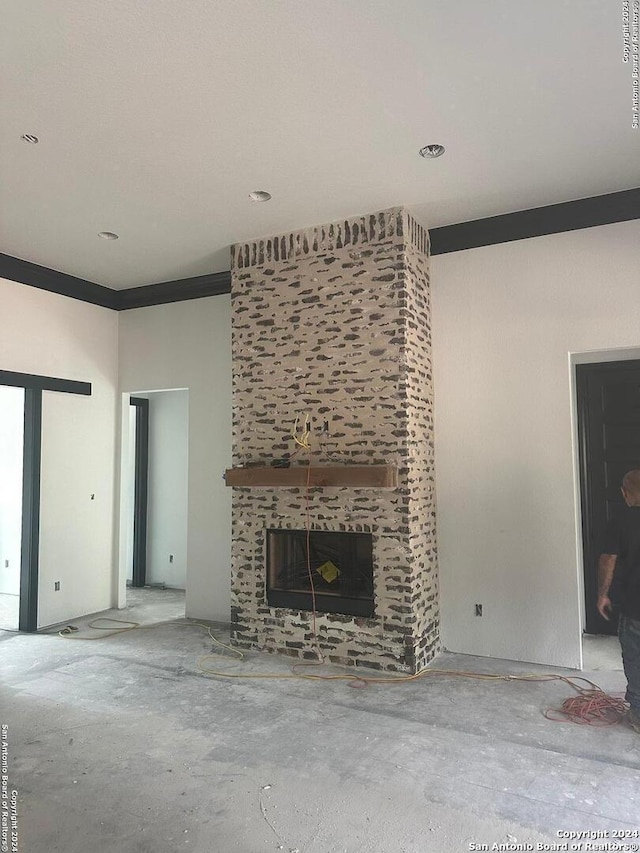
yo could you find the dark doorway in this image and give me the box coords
[577,360,640,635]
[130,397,149,588]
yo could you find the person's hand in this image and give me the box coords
[597,594,612,620]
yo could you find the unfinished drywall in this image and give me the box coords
[0,385,24,597]
[431,219,640,668]
[118,297,231,622]
[0,277,118,628]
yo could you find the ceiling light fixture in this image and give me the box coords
[419,144,445,159]
[98,231,119,240]
[21,134,39,144]
[248,190,272,202]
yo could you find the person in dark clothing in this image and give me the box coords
[598,469,640,733]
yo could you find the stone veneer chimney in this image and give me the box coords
[229,207,438,673]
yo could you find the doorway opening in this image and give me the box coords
[576,358,640,668]
[122,389,189,620]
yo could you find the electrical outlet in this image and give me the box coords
[475,603,483,617]
[55,581,61,591]
[169,554,174,564]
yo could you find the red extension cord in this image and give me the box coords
[545,689,629,726]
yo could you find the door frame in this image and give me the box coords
[117,388,190,609]
[0,370,91,631]
[129,397,149,588]
[572,349,640,637]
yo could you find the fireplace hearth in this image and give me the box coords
[266,529,374,617]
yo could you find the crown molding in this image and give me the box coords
[0,253,119,309]
[116,271,231,310]
[0,253,232,310]
[2,188,638,309]
[429,188,640,255]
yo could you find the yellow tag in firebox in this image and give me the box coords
[317,560,340,583]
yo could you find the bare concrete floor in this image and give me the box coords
[0,592,19,631]
[1,604,639,853]
[122,585,187,623]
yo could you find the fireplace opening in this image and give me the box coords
[266,529,374,617]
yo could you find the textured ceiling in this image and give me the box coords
[1,0,638,289]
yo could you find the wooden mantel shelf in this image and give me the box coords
[224,464,397,489]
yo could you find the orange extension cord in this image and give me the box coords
[544,688,629,726]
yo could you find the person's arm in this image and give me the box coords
[597,554,617,620]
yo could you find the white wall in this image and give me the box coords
[0,386,24,597]
[431,220,640,668]
[140,389,189,589]
[118,297,231,622]
[0,278,118,628]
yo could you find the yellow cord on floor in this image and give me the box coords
[57,617,609,696]
[58,617,244,660]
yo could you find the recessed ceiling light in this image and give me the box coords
[419,144,445,159]
[98,231,119,240]
[249,190,272,202]
[21,134,39,144]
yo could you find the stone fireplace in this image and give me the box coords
[228,207,438,673]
